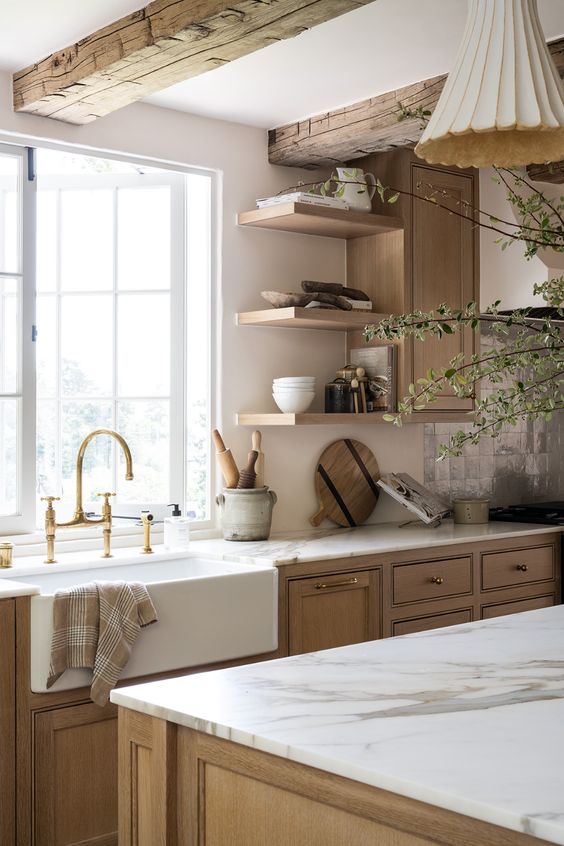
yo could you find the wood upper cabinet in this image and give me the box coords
[288,569,381,656]
[347,148,479,413]
[410,165,476,409]
[34,701,118,846]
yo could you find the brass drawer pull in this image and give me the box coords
[430,576,444,585]
[315,577,358,590]
[516,563,528,572]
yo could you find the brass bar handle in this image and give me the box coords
[430,576,444,584]
[516,563,528,572]
[314,577,358,590]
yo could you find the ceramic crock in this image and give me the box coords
[216,486,277,541]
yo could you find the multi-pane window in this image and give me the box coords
[0,145,35,532]
[0,145,212,534]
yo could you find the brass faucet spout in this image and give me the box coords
[55,429,134,529]
[74,429,134,515]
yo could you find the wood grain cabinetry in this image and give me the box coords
[347,148,479,413]
[0,599,16,846]
[288,569,380,655]
[391,608,474,637]
[120,716,549,846]
[284,534,560,655]
[392,556,472,605]
[481,545,554,590]
[8,532,561,845]
[481,593,556,620]
[34,702,118,846]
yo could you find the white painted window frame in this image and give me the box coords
[36,170,186,520]
[0,141,218,540]
[0,144,36,535]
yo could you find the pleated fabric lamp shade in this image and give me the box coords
[415,0,564,168]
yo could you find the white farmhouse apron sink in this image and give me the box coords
[16,557,277,693]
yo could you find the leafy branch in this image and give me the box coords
[275,164,564,456]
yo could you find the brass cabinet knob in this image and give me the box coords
[516,563,528,572]
[430,576,444,584]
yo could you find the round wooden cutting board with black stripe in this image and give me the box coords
[309,439,380,527]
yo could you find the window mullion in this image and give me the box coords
[55,188,62,501]
[113,185,119,496]
[19,146,37,531]
[169,177,186,511]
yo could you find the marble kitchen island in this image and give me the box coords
[112,605,564,846]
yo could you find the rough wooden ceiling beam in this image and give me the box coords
[527,161,564,183]
[269,37,564,170]
[13,0,371,125]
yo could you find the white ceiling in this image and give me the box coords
[1,0,564,130]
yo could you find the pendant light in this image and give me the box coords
[415,0,564,168]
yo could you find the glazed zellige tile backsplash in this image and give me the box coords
[424,324,564,506]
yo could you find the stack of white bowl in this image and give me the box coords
[272,376,316,413]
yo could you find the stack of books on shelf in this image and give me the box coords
[256,191,349,211]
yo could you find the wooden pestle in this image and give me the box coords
[252,430,265,488]
[212,429,240,488]
[237,450,259,489]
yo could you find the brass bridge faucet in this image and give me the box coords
[41,429,134,563]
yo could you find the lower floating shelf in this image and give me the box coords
[236,412,472,426]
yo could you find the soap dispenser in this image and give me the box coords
[164,504,191,551]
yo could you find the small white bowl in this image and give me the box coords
[273,376,316,384]
[273,385,315,393]
[273,391,315,413]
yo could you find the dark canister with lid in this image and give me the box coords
[325,378,354,413]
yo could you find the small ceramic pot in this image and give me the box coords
[452,498,490,524]
[216,486,277,541]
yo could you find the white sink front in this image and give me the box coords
[22,556,278,693]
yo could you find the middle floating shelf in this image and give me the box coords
[237,412,472,426]
[237,307,386,332]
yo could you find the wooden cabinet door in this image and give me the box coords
[0,600,16,846]
[411,165,476,411]
[288,569,380,656]
[34,702,118,846]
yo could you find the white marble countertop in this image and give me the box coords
[0,578,40,598]
[191,520,563,566]
[112,605,564,845]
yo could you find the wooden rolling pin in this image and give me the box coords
[252,430,265,488]
[237,450,259,489]
[212,429,239,488]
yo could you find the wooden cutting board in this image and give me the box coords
[309,439,380,528]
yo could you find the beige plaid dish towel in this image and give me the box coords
[47,581,158,706]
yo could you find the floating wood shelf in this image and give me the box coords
[237,412,472,426]
[237,307,386,331]
[237,203,403,239]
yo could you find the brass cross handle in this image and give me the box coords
[41,496,60,506]
[96,492,116,520]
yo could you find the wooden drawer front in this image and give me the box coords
[482,593,555,620]
[392,608,473,637]
[481,545,554,591]
[392,557,472,605]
